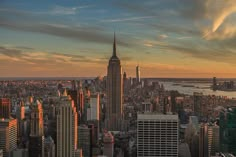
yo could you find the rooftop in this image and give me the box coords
[137,113,178,120]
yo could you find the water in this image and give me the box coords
[160,81,236,98]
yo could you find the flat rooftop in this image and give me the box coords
[137,113,178,120]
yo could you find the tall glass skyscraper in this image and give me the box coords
[220,108,236,155]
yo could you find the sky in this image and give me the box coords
[1,0,236,78]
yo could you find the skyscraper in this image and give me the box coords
[106,33,123,131]
[199,123,208,157]
[220,108,236,155]
[87,94,100,121]
[44,136,55,157]
[136,65,141,84]
[28,100,45,157]
[57,96,78,157]
[0,118,17,157]
[78,125,91,157]
[16,101,25,143]
[0,98,11,119]
[137,113,179,157]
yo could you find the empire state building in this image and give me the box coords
[106,33,123,131]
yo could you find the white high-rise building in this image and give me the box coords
[57,96,78,157]
[87,94,100,121]
[137,113,178,157]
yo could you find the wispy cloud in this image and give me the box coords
[0,19,131,47]
[182,0,236,40]
[50,5,93,15]
[100,16,156,23]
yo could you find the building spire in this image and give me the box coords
[113,32,116,57]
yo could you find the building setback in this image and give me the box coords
[105,33,123,131]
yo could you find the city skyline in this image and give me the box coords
[1,0,236,78]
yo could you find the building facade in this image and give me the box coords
[137,114,178,157]
[28,101,45,157]
[0,98,11,119]
[56,96,78,157]
[0,118,17,157]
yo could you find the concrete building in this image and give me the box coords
[199,123,208,157]
[87,94,100,121]
[78,125,91,157]
[208,124,220,156]
[193,92,203,116]
[0,150,3,157]
[0,98,11,119]
[28,101,44,157]
[103,132,114,157]
[44,136,55,157]
[12,149,28,157]
[106,33,123,131]
[141,102,153,112]
[57,96,78,157]
[0,118,17,157]
[137,113,179,157]
[16,101,25,143]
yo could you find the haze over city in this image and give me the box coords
[1,0,236,78]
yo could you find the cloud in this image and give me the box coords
[0,20,131,47]
[50,5,93,15]
[203,24,236,40]
[0,8,135,48]
[159,34,168,39]
[0,46,107,65]
[100,16,156,23]
[159,43,236,65]
[182,0,236,40]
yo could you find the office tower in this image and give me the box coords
[28,101,44,157]
[141,102,153,112]
[163,96,171,114]
[87,94,100,121]
[57,96,78,157]
[78,125,91,157]
[123,72,129,95]
[220,108,236,155]
[0,98,11,119]
[44,136,55,157]
[16,101,25,144]
[208,124,219,156]
[71,80,77,91]
[193,92,203,116]
[106,33,123,131]
[103,132,114,157]
[78,86,84,114]
[199,123,208,157]
[178,143,191,157]
[0,118,17,157]
[137,113,178,157]
[74,149,83,157]
[213,77,217,90]
[0,150,3,157]
[136,65,141,83]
